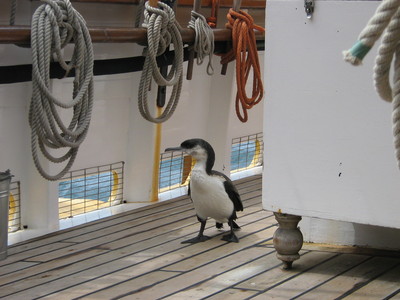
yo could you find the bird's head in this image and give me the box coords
[165,138,215,173]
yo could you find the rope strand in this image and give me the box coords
[188,10,214,75]
[137,1,183,123]
[30,0,94,180]
[221,8,265,123]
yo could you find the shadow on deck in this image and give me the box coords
[1,174,400,299]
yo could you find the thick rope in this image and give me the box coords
[188,11,214,75]
[30,0,94,180]
[220,9,265,123]
[138,1,183,123]
[343,0,400,168]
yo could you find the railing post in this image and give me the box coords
[0,170,13,260]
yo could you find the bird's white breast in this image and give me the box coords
[189,167,234,223]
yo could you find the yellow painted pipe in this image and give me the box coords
[148,0,162,203]
[151,106,162,202]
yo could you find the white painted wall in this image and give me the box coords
[0,1,264,242]
[263,0,400,249]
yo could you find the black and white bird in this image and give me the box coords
[165,138,243,243]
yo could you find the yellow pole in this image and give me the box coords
[151,108,162,202]
[149,0,161,202]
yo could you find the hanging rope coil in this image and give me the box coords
[221,8,265,123]
[138,1,183,123]
[343,0,400,168]
[188,10,215,75]
[30,0,94,181]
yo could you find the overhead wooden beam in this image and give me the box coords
[0,26,264,45]
[69,0,266,8]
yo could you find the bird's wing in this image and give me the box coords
[211,170,243,212]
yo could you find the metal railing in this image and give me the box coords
[58,162,124,220]
[8,181,21,233]
[159,151,193,193]
[159,133,264,193]
[231,132,263,173]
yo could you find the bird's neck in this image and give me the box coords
[192,159,207,172]
[190,160,210,187]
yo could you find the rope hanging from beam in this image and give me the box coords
[29,0,94,180]
[220,8,265,123]
[188,10,215,75]
[137,1,183,123]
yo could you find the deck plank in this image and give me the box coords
[0,205,267,294]
[295,256,400,300]
[254,253,370,299]
[206,288,259,300]
[44,217,271,299]
[0,242,79,267]
[202,253,368,300]
[234,251,336,295]
[0,204,270,298]
[116,247,271,299]
[162,249,278,299]
[1,175,400,300]
[341,263,400,300]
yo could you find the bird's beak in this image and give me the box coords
[165,146,183,152]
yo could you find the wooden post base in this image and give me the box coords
[273,212,303,270]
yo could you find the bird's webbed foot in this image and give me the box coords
[181,235,210,244]
[221,219,240,242]
[221,232,239,243]
[182,218,209,244]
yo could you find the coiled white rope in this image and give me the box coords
[30,0,94,180]
[343,0,400,168]
[188,10,214,75]
[138,1,183,123]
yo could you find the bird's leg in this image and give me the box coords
[221,219,239,243]
[181,218,210,244]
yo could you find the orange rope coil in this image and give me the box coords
[221,8,265,123]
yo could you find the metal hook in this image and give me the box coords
[233,0,242,12]
[304,0,314,19]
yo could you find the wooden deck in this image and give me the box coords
[1,174,400,299]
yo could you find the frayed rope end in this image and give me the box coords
[343,50,363,66]
[343,40,372,66]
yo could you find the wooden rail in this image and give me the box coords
[69,0,266,8]
[0,26,264,45]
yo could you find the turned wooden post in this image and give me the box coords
[273,212,303,270]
